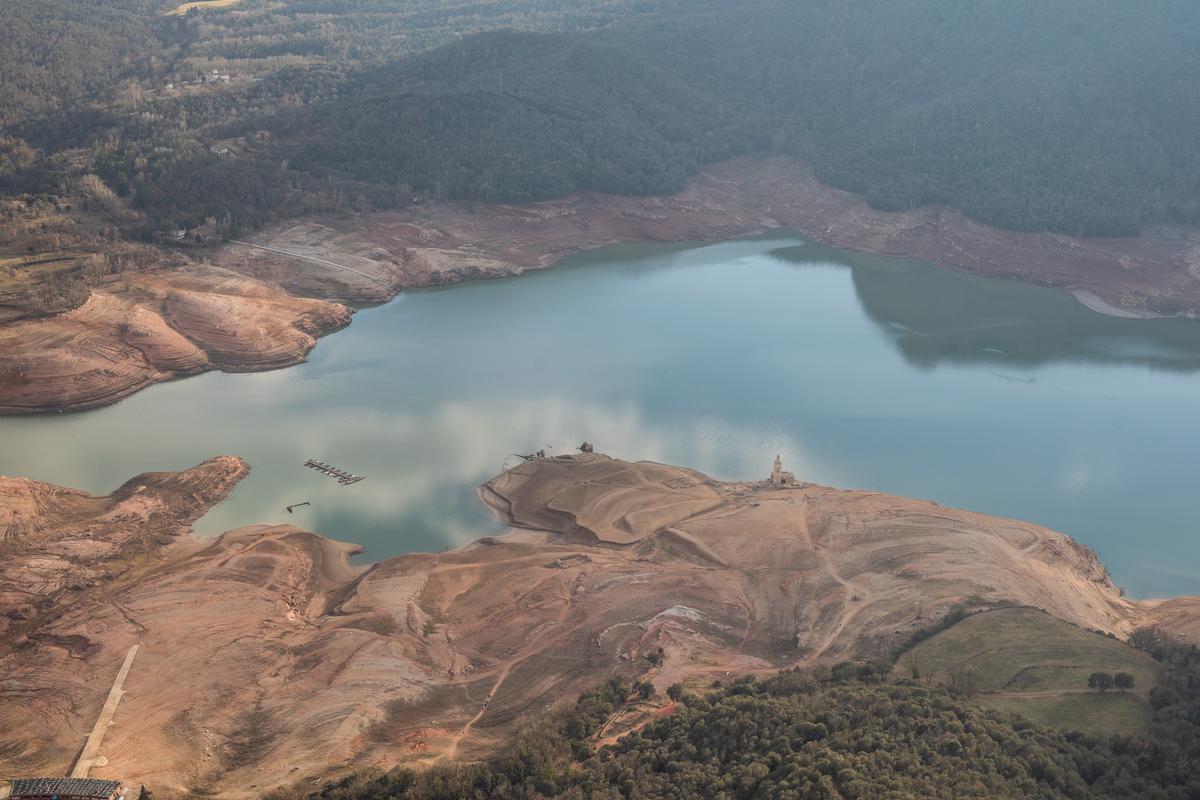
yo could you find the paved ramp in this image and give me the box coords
[71,644,139,778]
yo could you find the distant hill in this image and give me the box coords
[3,0,1199,240]
[270,0,1200,237]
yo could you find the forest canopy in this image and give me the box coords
[2,0,1199,238]
[270,0,1200,237]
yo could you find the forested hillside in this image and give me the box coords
[270,0,1200,236]
[288,635,1200,800]
[0,1,159,128]
[2,0,1199,240]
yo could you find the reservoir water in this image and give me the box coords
[3,232,1199,597]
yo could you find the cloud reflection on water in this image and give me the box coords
[3,231,1200,597]
[194,393,827,558]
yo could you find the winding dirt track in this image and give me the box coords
[778,501,874,665]
[227,240,383,284]
[443,586,575,761]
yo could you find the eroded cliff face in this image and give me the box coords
[0,263,351,413]
[1,454,1187,797]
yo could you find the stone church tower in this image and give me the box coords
[770,454,796,487]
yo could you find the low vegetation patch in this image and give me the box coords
[893,606,1159,736]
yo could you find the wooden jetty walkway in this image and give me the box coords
[304,459,365,485]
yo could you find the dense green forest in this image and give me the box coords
[2,0,1199,239]
[267,0,1200,236]
[284,636,1200,800]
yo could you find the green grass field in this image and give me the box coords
[894,606,1159,736]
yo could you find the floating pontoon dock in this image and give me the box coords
[304,459,365,485]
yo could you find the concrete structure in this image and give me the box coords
[71,645,139,779]
[770,454,796,487]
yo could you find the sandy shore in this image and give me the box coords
[1070,288,1197,320]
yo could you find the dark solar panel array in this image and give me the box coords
[10,779,121,799]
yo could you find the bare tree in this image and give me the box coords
[1129,626,1168,653]
[947,664,978,699]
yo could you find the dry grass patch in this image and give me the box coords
[165,0,242,16]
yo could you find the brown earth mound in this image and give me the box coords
[0,456,248,649]
[2,453,1194,796]
[0,263,350,413]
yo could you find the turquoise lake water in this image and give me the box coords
[2,231,1198,597]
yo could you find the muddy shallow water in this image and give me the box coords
[4,231,1199,597]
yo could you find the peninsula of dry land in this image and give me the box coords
[0,262,349,414]
[1,452,1196,796]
